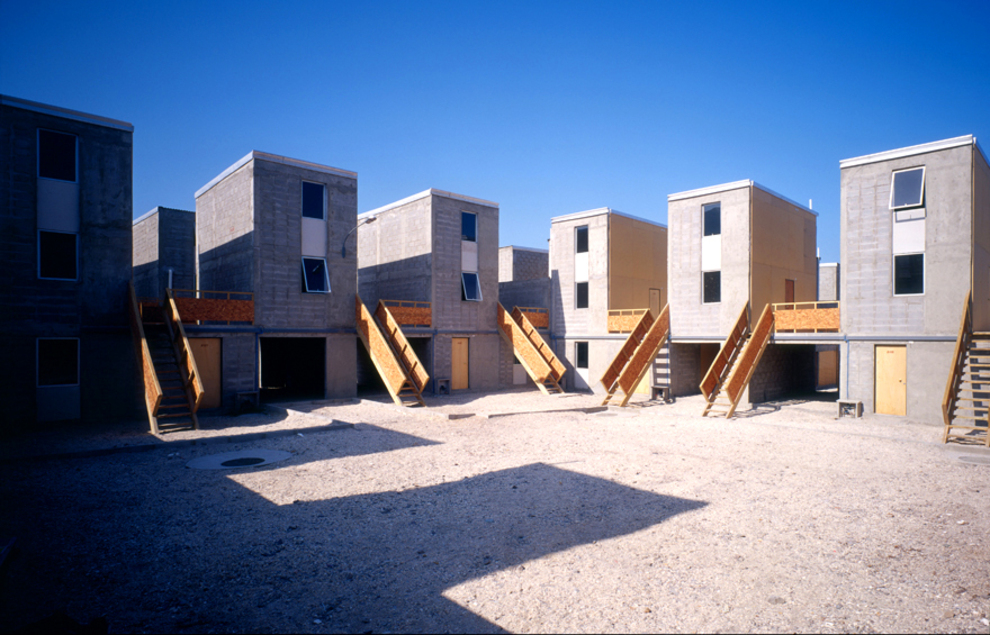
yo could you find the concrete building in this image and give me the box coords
[498,245,551,387]
[132,206,196,300]
[0,95,137,426]
[358,189,509,393]
[839,135,990,424]
[193,151,358,407]
[666,180,819,405]
[549,208,668,393]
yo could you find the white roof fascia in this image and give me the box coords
[819,262,839,267]
[751,182,817,216]
[360,188,498,219]
[551,207,666,228]
[839,135,975,169]
[196,151,356,199]
[502,245,549,254]
[0,94,133,131]
[667,179,816,216]
[132,209,160,225]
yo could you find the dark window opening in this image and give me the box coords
[703,271,721,303]
[302,181,326,219]
[461,272,482,301]
[302,257,330,293]
[894,253,924,295]
[38,338,79,386]
[890,168,925,210]
[576,342,589,369]
[39,231,77,280]
[461,212,477,242]
[703,203,721,236]
[38,129,76,181]
[576,226,589,253]
[576,281,589,308]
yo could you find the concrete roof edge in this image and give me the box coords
[195,151,255,199]
[132,206,195,226]
[196,151,356,199]
[667,180,753,202]
[551,207,666,228]
[0,94,133,131]
[751,182,817,216]
[132,209,160,225]
[501,245,549,254]
[360,188,498,219]
[839,135,975,168]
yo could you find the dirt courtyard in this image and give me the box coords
[1,391,988,634]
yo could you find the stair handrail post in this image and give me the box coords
[724,303,774,412]
[128,281,163,433]
[942,291,972,435]
[165,288,205,411]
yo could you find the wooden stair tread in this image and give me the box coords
[950,415,990,421]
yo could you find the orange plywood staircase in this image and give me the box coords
[496,303,564,395]
[701,302,774,418]
[356,295,428,407]
[600,304,670,407]
[943,292,990,446]
[128,283,204,434]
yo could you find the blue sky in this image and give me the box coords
[2,0,988,263]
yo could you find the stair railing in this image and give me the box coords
[613,304,670,405]
[128,282,163,433]
[496,303,554,385]
[600,310,654,395]
[722,303,775,416]
[357,295,420,405]
[165,289,204,413]
[375,300,430,394]
[942,291,972,436]
[512,307,565,382]
[700,302,750,402]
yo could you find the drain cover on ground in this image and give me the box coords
[187,449,292,470]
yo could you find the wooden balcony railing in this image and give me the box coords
[381,300,431,327]
[772,301,840,333]
[515,306,549,329]
[608,308,649,333]
[170,289,254,325]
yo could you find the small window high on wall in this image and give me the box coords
[894,253,924,295]
[462,212,477,242]
[703,271,721,303]
[890,167,925,210]
[302,182,326,220]
[38,230,77,280]
[703,203,721,236]
[576,281,589,309]
[302,257,330,293]
[38,129,77,182]
[576,226,588,253]
[461,272,482,301]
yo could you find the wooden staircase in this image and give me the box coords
[128,283,203,434]
[601,304,670,407]
[496,303,564,395]
[943,292,990,446]
[356,295,427,407]
[701,303,774,418]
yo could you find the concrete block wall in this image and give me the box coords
[196,161,255,294]
[132,211,159,298]
[499,246,549,282]
[818,263,840,302]
[747,344,816,404]
[550,211,610,337]
[669,343,702,397]
[499,278,550,314]
[132,207,195,299]
[357,196,433,308]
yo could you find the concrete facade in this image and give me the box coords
[358,189,511,393]
[549,208,668,394]
[839,135,990,423]
[193,151,359,408]
[818,262,840,302]
[0,95,137,427]
[499,245,549,282]
[132,207,196,299]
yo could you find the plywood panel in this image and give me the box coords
[190,338,222,409]
[875,345,906,416]
[174,298,254,323]
[774,306,840,332]
[452,338,469,390]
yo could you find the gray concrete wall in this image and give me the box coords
[196,162,255,294]
[132,212,159,298]
[357,197,433,308]
[747,344,816,404]
[499,246,548,282]
[668,185,751,339]
[973,146,990,331]
[818,263,840,302]
[133,207,196,299]
[550,212,610,338]
[0,99,137,427]
[498,278,550,313]
[669,343,702,397]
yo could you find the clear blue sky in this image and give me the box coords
[3,0,988,263]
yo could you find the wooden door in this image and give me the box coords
[451,337,469,390]
[190,338,222,409]
[875,345,906,415]
[785,279,795,303]
[649,288,661,317]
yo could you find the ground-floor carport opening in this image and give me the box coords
[749,343,839,405]
[259,337,325,402]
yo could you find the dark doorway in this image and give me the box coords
[260,337,325,401]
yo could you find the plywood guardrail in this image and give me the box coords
[170,288,254,324]
[608,308,649,333]
[700,303,749,402]
[772,301,840,333]
[128,282,163,433]
[515,306,549,329]
[381,299,432,327]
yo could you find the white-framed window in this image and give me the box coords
[461,272,482,301]
[703,271,721,304]
[461,211,477,242]
[703,202,721,236]
[37,338,79,387]
[893,253,924,296]
[890,167,925,210]
[575,341,589,369]
[576,281,589,309]
[302,257,330,293]
[302,181,326,220]
[575,226,588,253]
[38,230,78,280]
[38,129,77,182]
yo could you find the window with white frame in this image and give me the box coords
[38,230,78,280]
[893,253,924,295]
[890,167,925,210]
[461,272,482,301]
[302,181,326,220]
[37,338,79,386]
[302,257,330,293]
[575,341,589,369]
[38,129,77,182]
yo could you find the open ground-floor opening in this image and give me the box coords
[357,335,433,396]
[259,337,325,402]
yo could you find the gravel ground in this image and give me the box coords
[1,391,988,634]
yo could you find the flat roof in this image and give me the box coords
[500,245,549,254]
[839,135,980,168]
[360,188,499,219]
[133,206,195,226]
[667,179,816,216]
[195,151,357,198]
[550,207,666,228]
[1,94,133,132]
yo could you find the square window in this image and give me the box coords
[575,342,589,369]
[576,226,589,253]
[38,129,76,181]
[461,212,477,242]
[302,257,330,293]
[703,203,721,236]
[890,167,925,210]
[302,182,325,220]
[461,272,482,301]
[703,271,721,303]
[39,231,77,280]
[576,281,589,308]
[893,253,924,295]
[38,338,79,386]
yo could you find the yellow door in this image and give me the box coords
[452,337,469,390]
[190,338,222,409]
[875,345,906,415]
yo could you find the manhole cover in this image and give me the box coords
[957,455,990,466]
[187,449,292,470]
